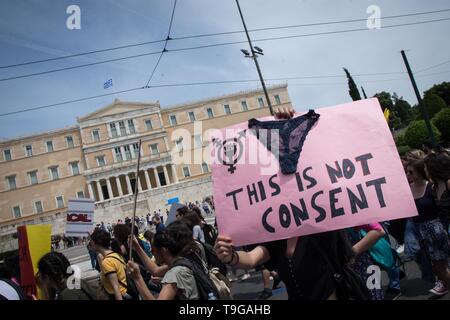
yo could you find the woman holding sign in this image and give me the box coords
[214,107,370,300]
[408,158,450,297]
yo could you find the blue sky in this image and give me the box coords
[0,0,449,139]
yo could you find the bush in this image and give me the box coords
[395,134,406,147]
[397,145,411,156]
[422,93,447,118]
[432,107,450,144]
[404,120,441,149]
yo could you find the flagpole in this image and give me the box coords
[129,139,142,261]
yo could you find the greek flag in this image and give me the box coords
[104,79,113,89]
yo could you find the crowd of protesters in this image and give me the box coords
[1,108,449,301]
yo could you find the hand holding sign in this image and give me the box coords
[211,99,417,246]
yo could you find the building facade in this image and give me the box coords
[0,84,292,252]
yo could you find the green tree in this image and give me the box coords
[373,91,393,111]
[389,111,402,130]
[395,134,407,147]
[422,93,447,118]
[343,68,361,101]
[424,81,450,106]
[432,107,450,144]
[392,93,412,126]
[404,120,441,149]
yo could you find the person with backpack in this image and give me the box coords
[346,223,386,300]
[191,207,218,246]
[127,221,217,300]
[36,252,96,300]
[90,229,131,300]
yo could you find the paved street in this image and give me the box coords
[61,242,449,300]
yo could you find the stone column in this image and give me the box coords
[144,169,151,190]
[116,176,123,196]
[96,180,104,201]
[106,178,113,199]
[154,167,161,187]
[137,172,143,192]
[171,164,179,183]
[87,182,94,200]
[162,165,169,186]
[125,174,133,195]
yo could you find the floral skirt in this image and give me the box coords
[416,218,450,262]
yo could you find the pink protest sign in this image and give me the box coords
[210,98,417,246]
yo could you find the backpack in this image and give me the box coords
[312,232,371,300]
[359,229,396,271]
[202,223,218,247]
[199,241,227,277]
[103,254,140,300]
[172,257,219,300]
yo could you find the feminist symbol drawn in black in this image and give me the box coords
[212,130,246,174]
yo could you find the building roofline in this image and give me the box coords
[0,125,79,145]
[161,83,288,113]
[77,99,160,122]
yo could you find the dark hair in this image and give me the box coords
[152,215,161,222]
[37,252,71,292]
[424,153,450,182]
[110,239,123,255]
[152,221,194,257]
[408,160,427,180]
[181,211,202,228]
[176,206,189,217]
[191,207,206,223]
[3,252,20,281]
[90,229,111,248]
[143,230,154,242]
[422,140,433,149]
[113,224,131,245]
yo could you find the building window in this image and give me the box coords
[66,136,74,148]
[12,206,21,218]
[110,123,118,138]
[124,145,132,160]
[56,196,64,209]
[188,111,196,122]
[170,115,178,125]
[241,101,248,111]
[114,147,123,162]
[194,134,202,148]
[274,94,281,105]
[96,156,106,167]
[224,104,231,115]
[28,171,38,185]
[49,166,59,180]
[258,97,265,107]
[145,119,153,130]
[128,119,136,134]
[46,141,54,152]
[25,145,33,157]
[176,140,183,152]
[119,121,127,136]
[35,201,43,213]
[92,130,100,142]
[76,191,85,198]
[183,166,191,177]
[206,108,214,119]
[202,162,209,173]
[132,143,140,158]
[6,175,16,190]
[150,144,159,155]
[3,149,11,161]
[70,162,80,175]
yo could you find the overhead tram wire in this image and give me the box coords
[1,16,449,83]
[144,0,178,88]
[1,8,449,70]
[1,68,447,117]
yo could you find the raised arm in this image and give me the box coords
[214,235,271,269]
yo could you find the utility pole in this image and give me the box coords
[401,50,437,148]
[236,0,274,116]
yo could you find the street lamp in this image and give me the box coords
[236,0,274,116]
